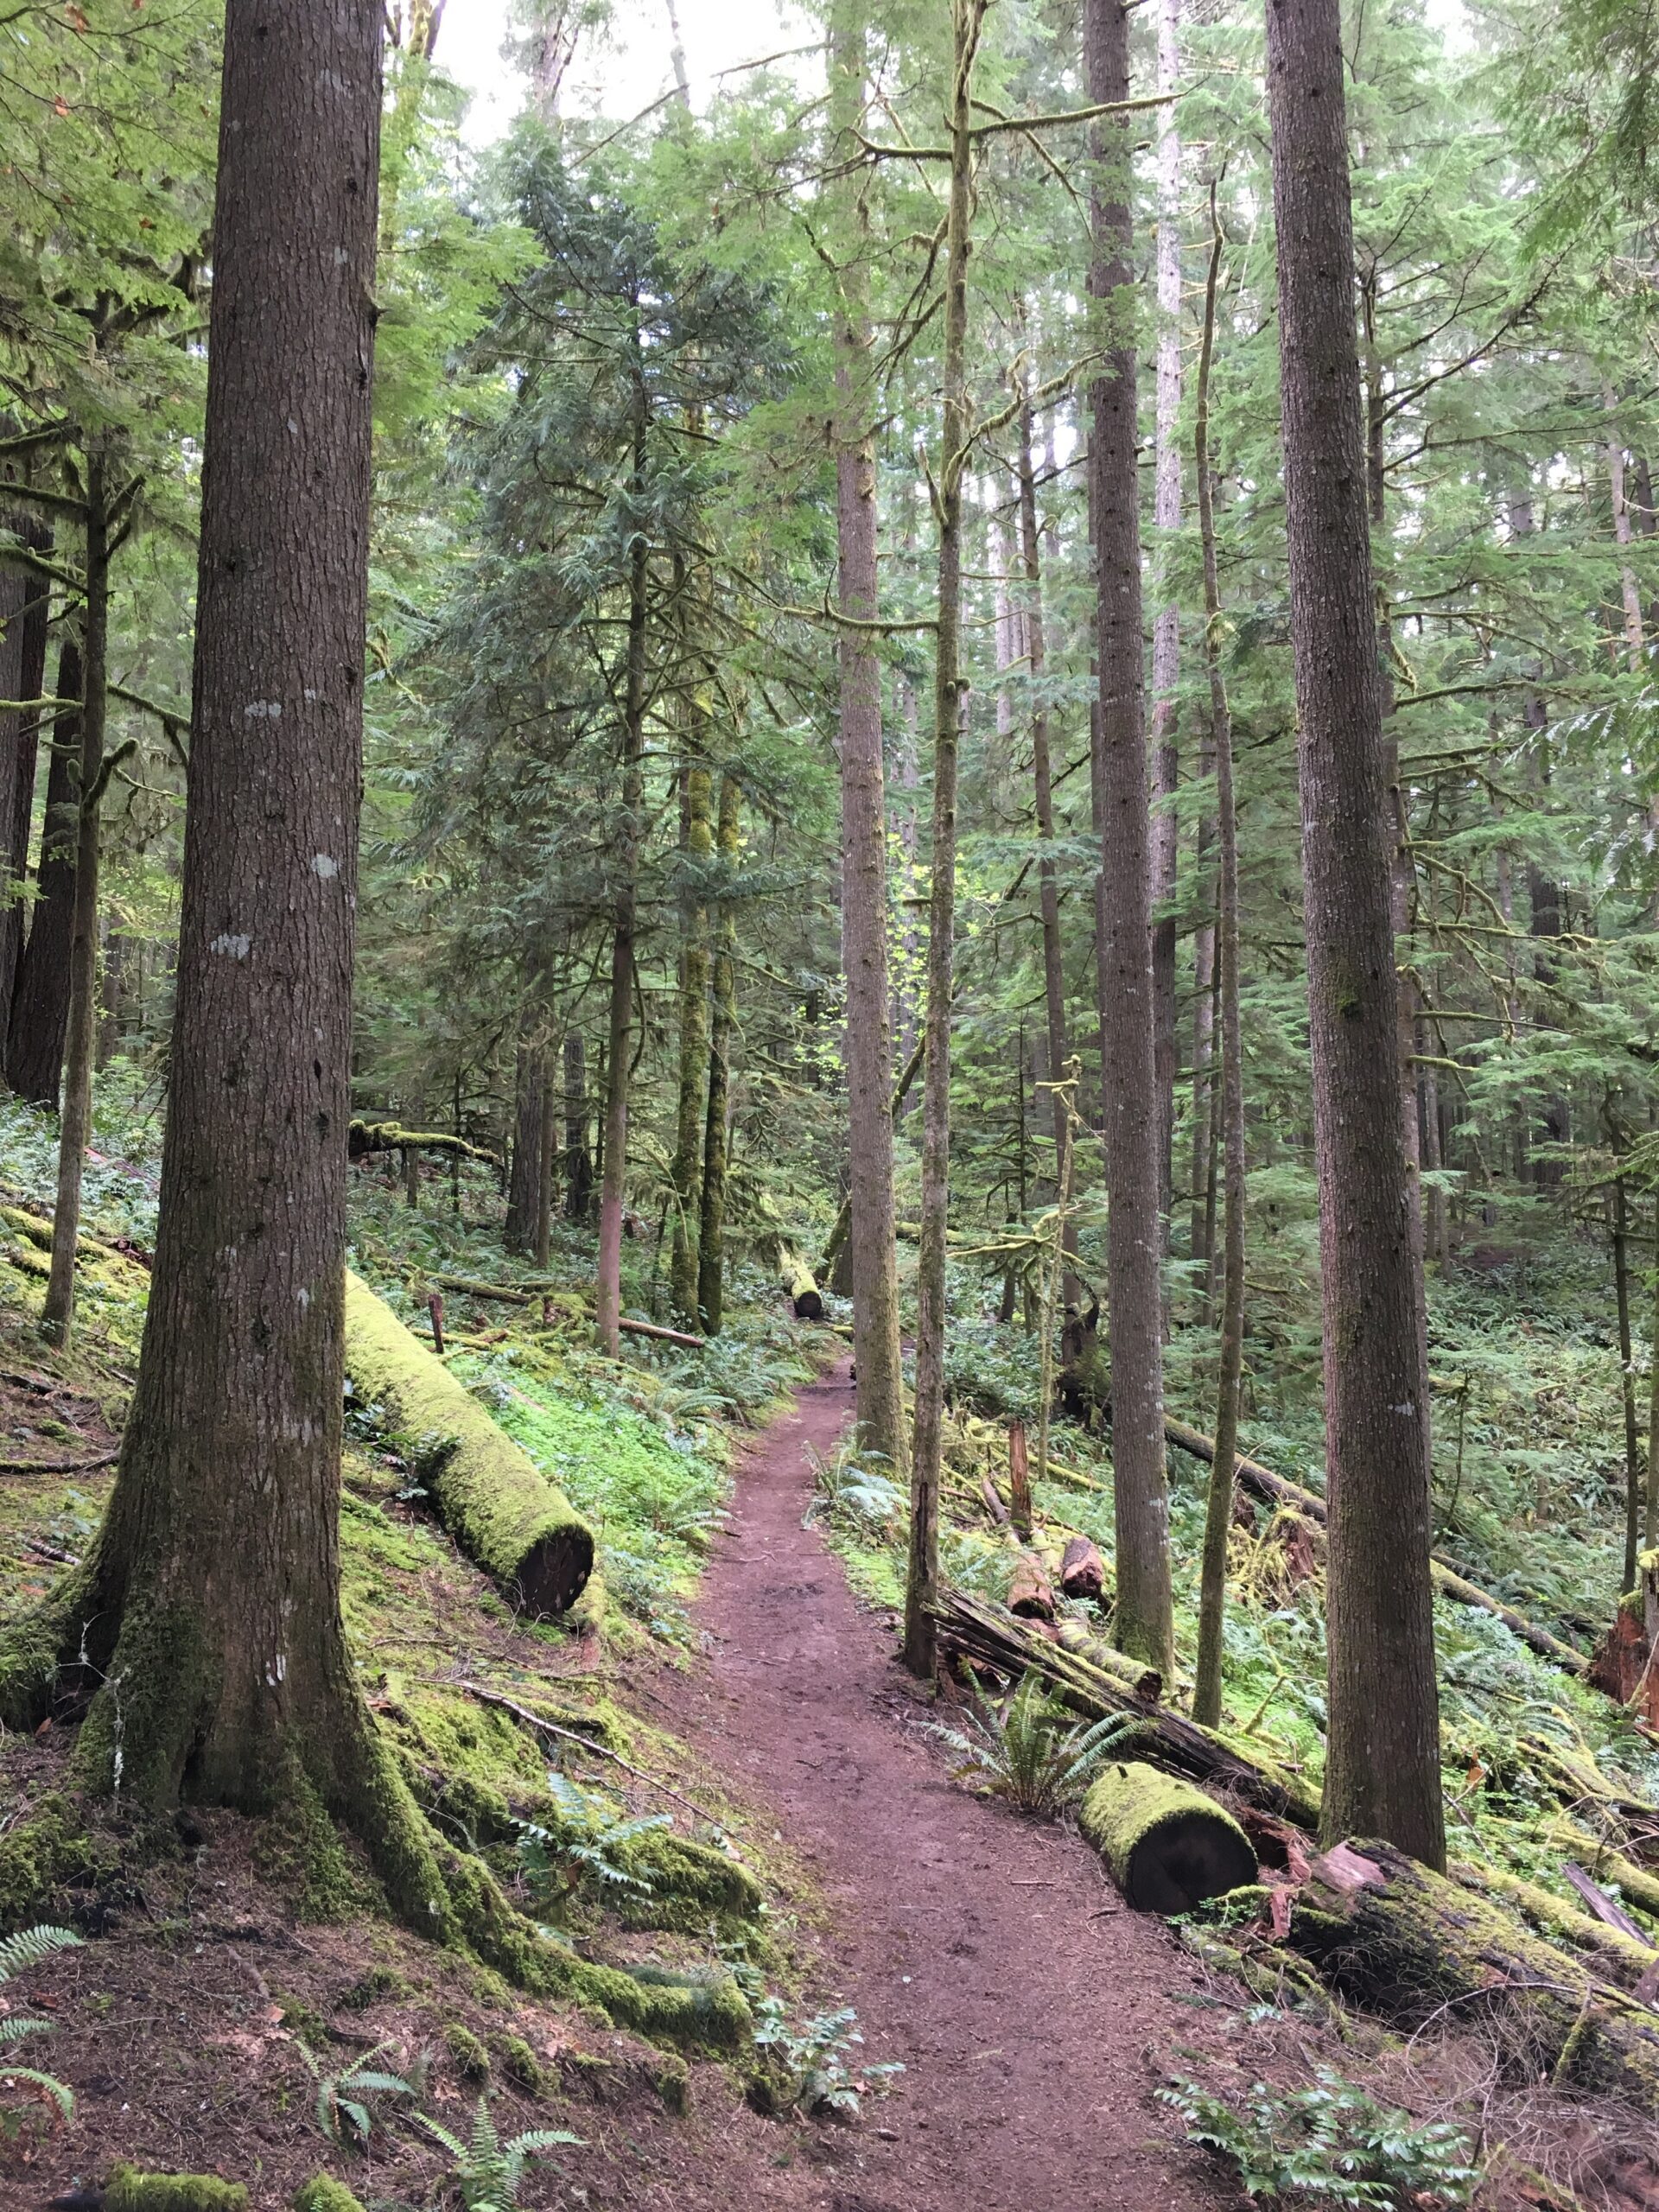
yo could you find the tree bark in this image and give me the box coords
[1612,1174,1642,1592]
[41,452,111,1345]
[1191,207,1246,1732]
[6,640,81,1105]
[669,737,712,1325]
[1265,0,1445,1868]
[563,1030,592,1220]
[0,527,51,1026]
[905,0,984,1680]
[504,1025,546,1255]
[696,772,741,1333]
[60,0,402,1829]
[1148,0,1184,1234]
[1085,0,1174,1677]
[831,0,906,1474]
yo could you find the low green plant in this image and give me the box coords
[414,2094,582,2210]
[298,2036,415,2149]
[1157,2069,1480,2209]
[931,1673,1144,1815]
[0,1923,82,2121]
[751,1998,902,2118]
[517,1772,671,1910]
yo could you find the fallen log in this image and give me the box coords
[1007,1421,1033,1540]
[936,1588,1315,1825]
[1285,1840,1659,2107]
[1164,1414,1590,1678]
[429,1277,706,1350]
[1081,1761,1257,1914]
[1007,1552,1055,1621]
[618,1315,706,1351]
[344,1271,594,1616]
[1058,1535,1106,1602]
[349,1119,499,1167]
[779,1248,824,1322]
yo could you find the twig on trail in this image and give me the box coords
[0,1451,118,1476]
[459,1681,722,1828]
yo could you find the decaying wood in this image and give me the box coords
[1081,1759,1257,1914]
[1058,1535,1105,1601]
[1007,1419,1033,1540]
[1007,1551,1055,1621]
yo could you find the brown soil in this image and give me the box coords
[644,1360,1248,2212]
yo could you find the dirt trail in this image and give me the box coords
[658,1361,1239,2212]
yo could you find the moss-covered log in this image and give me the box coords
[1080,1760,1257,1913]
[343,1271,593,1616]
[105,2165,251,2211]
[348,1119,499,1166]
[1285,1840,1659,2107]
[779,1248,823,1321]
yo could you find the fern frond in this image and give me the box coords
[0,1925,83,1984]
[414,2110,467,2158]
[0,2064,73,2118]
[507,2127,584,2152]
[0,2018,53,2046]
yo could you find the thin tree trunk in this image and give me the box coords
[904,0,984,1681]
[404,1087,423,1209]
[0,532,50,1025]
[6,640,81,1104]
[669,741,712,1325]
[696,773,740,1333]
[535,1049,556,1269]
[1192,201,1245,1732]
[1605,381,1646,670]
[1188,767,1216,1272]
[1612,1174,1642,1591]
[1265,0,1445,1868]
[1148,0,1184,1235]
[505,1024,546,1254]
[563,1030,592,1220]
[41,450,111,1345]
[1086,0,1174,1676]
[595,398,650,1358]
[831,0,906,1471]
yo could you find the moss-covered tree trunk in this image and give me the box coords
[696,772,740,1333]
[41,449,111,1345]
[669,740,712,1325]
[5,639,80,1105]
[51,0,409,1836]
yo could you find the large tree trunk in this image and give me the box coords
[696,772,740,1333]
[1265,0,1445,1868]
[60,0,397,1826]
[905,0,984,1680]
[1147,0,1184,1234]
[669,741,712,1326]
[5,640,80,1105]
[504,1023,546,1255]
[0,527,51,1026]
[831,0,906,1473]
[41,452,111,1345]
[563,1029,593,1220]
[1086,0,1174,1678]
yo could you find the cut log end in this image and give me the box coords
[1081,1760,1258,1915]
[515,1529,596,1620]
[1058,1535,1105,1602]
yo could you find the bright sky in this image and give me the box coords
[439,0,817,146]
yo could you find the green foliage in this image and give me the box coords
[105,2168,251,2212]
[930,1675,1145,1816]
[1157,2071,1479,2210]
[750,1999,902,2119]
[0,1924,80,2122]
[414,2094,582,2211]
[517,1772,671,1912]
[291,2179,367,2212]
[299,2037,416,2151]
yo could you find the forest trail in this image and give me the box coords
[655,1361,1236,2212]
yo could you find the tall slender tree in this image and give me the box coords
[1265,0,1445,1866]
[1086,0,1174,1675]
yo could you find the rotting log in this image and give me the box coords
[1007,1551,1055,1620]
[1080,1760,1257,1914]
[1165,1415,1591,1677]
[1058,1535,1106,1602]
[936,1588,1315,1824]
[344,1270,594,1615]
[1454,1859,1656,1991]
[779,1248,824,1322]
[349,1119,499,1167]
[1286,1840,1659,2107]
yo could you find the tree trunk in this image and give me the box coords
[41,449,111,1346]
[1188,774,1216,1274]
[0,529,51,1026]
[1192,207,1246,1732]
[6,640,81,1105]
[831,0,906,1473]
[1085,0,1174,1678]
[1148,0,1184,1236]
[1613,1174,1642,1592]
[535,1058,556,1269]
[669,741,712,1325]
[1265,0,1445,1869]
[696,772,741,1333]
[595,400,650,1358]
[904,0,984,1681]
[59,0,402,1831]
[504,1026,546,1254]
[563,1030,592,1220]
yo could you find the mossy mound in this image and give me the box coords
[343,1270,594,1615]
[105,2165,250,2212]
[292,2181,367,2212]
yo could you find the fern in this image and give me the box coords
[0,1924,81,2123]
[416,2094,582,2209]
[1158,2070,1479,2209]
[0,1925,81,1983]
[299,2037,415,2149]
[517,1773,671,1908]
[931,1674,1144,1815]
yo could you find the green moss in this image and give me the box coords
[105,2165,250,2212]
[0,1791,114,1931]
[292,2180,367,2212]
[653,2055,690,2113]
[273,1990,331,2053]
[1079,1762,1257,1915]
[613,1831,765,1932]
[496,2030,550,2095]
[444,2020,492,2082]
[343,1271,594,1616]
[336,1964,410,2012]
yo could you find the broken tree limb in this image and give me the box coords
[343,1271,594,1615]
[0,1451,118,1476]
[428,1277,706,1350]
[348,1119,499,1166]
[1164,1414,1591,1677]
[1080,1761,1257,1914]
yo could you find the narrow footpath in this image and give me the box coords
[658,1361,1243,2212]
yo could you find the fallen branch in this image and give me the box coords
[460,1681,719,1828]
[0,1450,118,1476]
[429,1277,706,1350]
[1164,1415,1590,1677]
